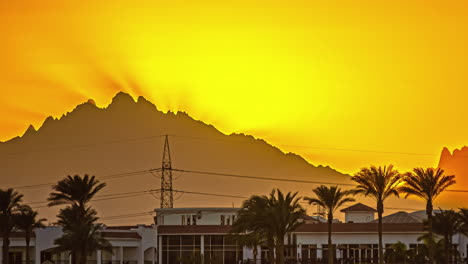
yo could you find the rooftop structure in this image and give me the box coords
[340,203,377,223]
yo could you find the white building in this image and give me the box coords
[2,204,468,264]
[0,225,157,264]
[155,208,242,264]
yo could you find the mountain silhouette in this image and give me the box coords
[0,92,351,224]
[439,146,468,186]
[436,146,468,208]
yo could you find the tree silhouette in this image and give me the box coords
[304,185,355,264]
[401,168,456,264]
[351,165,403,264]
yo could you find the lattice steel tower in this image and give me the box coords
[160,135,174,208]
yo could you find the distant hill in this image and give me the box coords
[437,146,468,209]
[0,92,351,224]
[439,146,468,187]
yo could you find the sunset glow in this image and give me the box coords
[1,0,468,174]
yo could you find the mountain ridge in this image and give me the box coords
[0,92,343,174]
[0,91,350,224]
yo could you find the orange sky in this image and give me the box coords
[1,0,468,174]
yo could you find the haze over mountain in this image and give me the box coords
[0,92,356,224]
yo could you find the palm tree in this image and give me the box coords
[55,205,112,264]
[267,189,305,264]
[230,233,265,264]
[232,194,275,264]
[384,241,412,264]
[304,185,355,264]
[0,188,24,264]
[351,165,403,264]
[48,174,106,208]
[417,233,446,264]
[457,208,468,263]
[430,209,462,263]
[15,205,47,264]
[48,175,110,264]
[400,167,456,264]
[232,189,305,264]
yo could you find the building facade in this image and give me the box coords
[2,204,468,264]
[0,225,157,264]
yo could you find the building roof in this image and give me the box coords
[158,225,232,234]
[410,210,443,220]
[100,231,141,239]
[371,211,423,224]
[104,225,153,230]
[155,207,239,214]
[294,223,424,233]
[340,203,377,212]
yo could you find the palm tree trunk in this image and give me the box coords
[81,249,88,264]
[267,238,275,264]
[71,252,76,264]
[275,235,284,264]
[2,233,10,264]
[328,212,333,264]
[253,246,257,264]
[449,235,454,264]
[444,235,449,264]
[427,201,434,264]
[377,201,384,264]
[25,232,31,264]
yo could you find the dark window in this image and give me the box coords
[224,251,237,264]
[168,250,179,264]
[9,252,22,264]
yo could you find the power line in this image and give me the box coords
[1,135,166,157]
[171,168,356,187]
[30,189,161,209]
[10,169,161,190]
[1,132,464,158]
[101,211,154,220]
[171,168,468,193]
[172,189,247,199]
[170,135,463,158]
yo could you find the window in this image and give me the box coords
[182,215,197,225]
[192,215,197,225]
[221,215,235,225]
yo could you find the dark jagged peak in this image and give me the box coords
[447,146,468,157]
[228,133,279,150]
[441,147,452,158]
[228,133,255,141]
[109,92,136,107]
[67,99,99,117]
[136,96,158,110]
[174,111,192,119]
[166,110,176,116]
[41,116,56,128]
[87,99,96,106]
[75,99,99,110]
[22,124,36,137]
[285,152,308,163]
